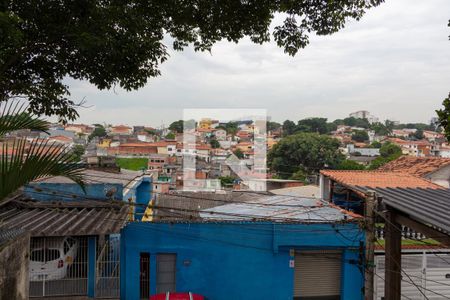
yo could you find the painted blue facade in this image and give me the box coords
[25,175,153,215]
[134,178,152,221]
[120,222,364,300]
[24,183,124,201]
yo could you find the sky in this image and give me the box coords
[68,0,450,127]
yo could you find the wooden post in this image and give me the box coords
[385,209,402,300]
[365,190,376,300]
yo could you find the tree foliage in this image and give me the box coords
[370,122,391,136]
[225,122,239,136]
[0,1,382,121]
[368,142,402,170]
[0,101,84,201]
[219,175,235,187]
[351,130,369,142]
[233,148,244,159]
[209,138,220,149]
[266,121,281,132]
[165,132,176,140]
[336,159,365,170]
[268,132,343,178]
[89,124,107,141]
[282,120,296,136]
[71,144,85,162]
[436,92,450,142]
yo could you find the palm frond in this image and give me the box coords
[0,101,50,136]
[0,138,85,201]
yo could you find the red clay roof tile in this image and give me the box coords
[378,156,450,177]
[320,170,443,189]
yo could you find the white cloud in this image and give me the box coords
[69,0,450,126]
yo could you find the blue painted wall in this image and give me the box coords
[24,183,124,201]
[120,222,364,300]
[134,178,152,221]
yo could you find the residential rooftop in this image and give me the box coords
[320,170,443,189]
[199,195,359,222]
[377,156,450,176]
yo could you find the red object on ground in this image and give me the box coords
[150,292,204,300]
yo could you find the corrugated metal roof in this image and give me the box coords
[153,191,272,221]
[0,228,26,246]
[355,186,450,233]
[199,195,359,223]
[0,199,129,237]
[35,169,144,186]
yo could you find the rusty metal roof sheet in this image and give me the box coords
[0,199,129,237]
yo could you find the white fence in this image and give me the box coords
[375,252,450,299]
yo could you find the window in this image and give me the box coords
[31,249,61,262]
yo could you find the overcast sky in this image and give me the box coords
[69,0,450,127]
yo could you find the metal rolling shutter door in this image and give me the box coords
[294,250,342,300]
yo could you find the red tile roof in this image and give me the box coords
[377,156,450,176]
[320,170,443,189]
[48,135,73,142]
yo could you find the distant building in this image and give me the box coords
[349,110,379,124]
[213,128,227,141]
[109,125,133,136]
[346,144,380,157]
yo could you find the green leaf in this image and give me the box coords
[0,138,85,202]
[0,101,49,136]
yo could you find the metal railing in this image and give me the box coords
[95,237,121,298]
[29,236,88,297]
[376,225,426,241]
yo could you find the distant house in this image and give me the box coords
[198,118,213,129]
[48,135,74,146]
[378,156,450,188]
[392,129,415,138]
[136,132,155,143]
[423,130,444,141]
[120,192,364,300]
[349,110,379,124]
[148,153,169,171]
[110,125,133,136]
[234,142,253,153]
[347,144,379,157]
[64,124,93,135]
[107,142,158,156]
[388,138,432,157]
[432,143,450,158]
[213,128,227,141]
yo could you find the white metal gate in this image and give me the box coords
[29,236,88,297]
[374,252,450,300]
[95,237,120,298]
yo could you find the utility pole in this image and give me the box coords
[385,209,401,300]
[364,190,376,300]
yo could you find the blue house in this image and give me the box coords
[25,168,152,221]
[120,193,365,300]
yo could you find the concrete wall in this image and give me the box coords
[120,222,364,300]
[0,233,30,300]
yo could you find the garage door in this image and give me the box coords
[294,250,342,300]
